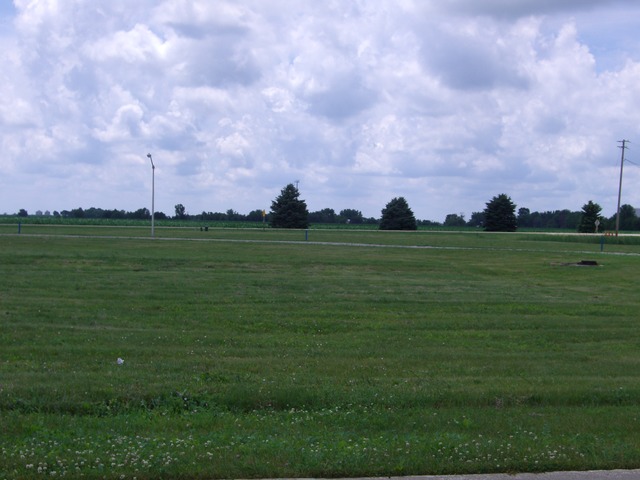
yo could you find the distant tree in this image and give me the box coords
[417,219,441,227]
[270,184,309,229]
[339,209,364,224]
[578,200,602,233]
[549,209,577,229]
[517,207,531,228]
[18,209,28,217]
[131,207,151,220]
[154,211,168,220]
[70,207,85,218]
[199,211,228,221]
[247,209,265,222]
[615,204,640,231]
[84,207,103,218]
[523,209,580,230]
[104,209,126,219]
[483,194,517,232]
[226,209,243,221]
[379,197,417,230]
[443,213,466,227]
[174,204,187,220]
[599,215,614,232]
[309,208,337,224]
[467,211,485,228]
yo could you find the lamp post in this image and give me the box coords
[147,153,155,237]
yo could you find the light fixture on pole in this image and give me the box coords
[147,153,155,237]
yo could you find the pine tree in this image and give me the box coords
[578,200,602,233]
[379,197,417,230]
[483,194,517,231]
[270,184,309,228]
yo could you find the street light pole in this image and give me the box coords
[147,153,155,238]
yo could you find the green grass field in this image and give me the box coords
[1,227,640,479]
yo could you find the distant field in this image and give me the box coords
[1,227,639,479]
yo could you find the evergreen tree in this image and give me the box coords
[483,194,517,231]
[379,197,417,230]
[270,184,309,228]
[578,200,602,233]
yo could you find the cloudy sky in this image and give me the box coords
[1,0,640,221]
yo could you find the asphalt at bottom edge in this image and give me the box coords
[262,470,640,480]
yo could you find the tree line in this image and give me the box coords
[449,194,640,232]
[268,187,640,232]
[12,186,640,232]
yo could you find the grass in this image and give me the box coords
[1,228,640,478]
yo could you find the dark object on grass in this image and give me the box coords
[552,260,600,267]
[578,260,598,266]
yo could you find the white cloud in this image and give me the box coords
[85,23,167,64]
[1,0,640,220]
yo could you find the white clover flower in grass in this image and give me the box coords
[117,358,124,365]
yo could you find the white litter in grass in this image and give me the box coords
[117,358,124,365]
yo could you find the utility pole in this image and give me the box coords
[615,140,629,237]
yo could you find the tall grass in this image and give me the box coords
[1,229,640,478]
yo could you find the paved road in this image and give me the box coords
[315,471,640,480]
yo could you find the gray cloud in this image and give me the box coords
[420,27,530,90]
[308,74,377,119]
[437,0,629,19]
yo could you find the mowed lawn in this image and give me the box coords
[1,229,640,479]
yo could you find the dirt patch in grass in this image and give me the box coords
[552,260,600,267]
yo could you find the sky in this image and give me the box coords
[1,0,640,222]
